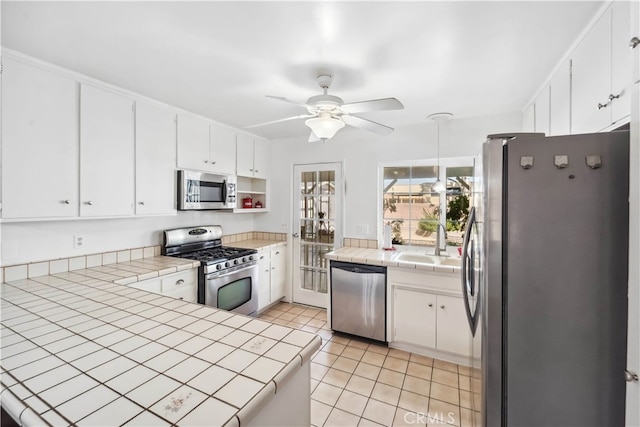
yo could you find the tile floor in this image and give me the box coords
[258,302,481,427]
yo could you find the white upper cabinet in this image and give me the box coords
[1,57,79,219]
[610,0,632,124]
[534,86,550,136]
[549,60,571,136]
[253,138,270,180]
[572,2,631,134]
[176,112,210,171]
[237,133,270,179]
[177,113,237,175]
[210,124,237,175]
[80,84,135,217]
[135,101,177,215]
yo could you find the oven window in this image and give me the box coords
[218,277,252,311]
[197,180,225,203]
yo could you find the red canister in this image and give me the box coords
[255,201,263,209]
[243,197,253,208]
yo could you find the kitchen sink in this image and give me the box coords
[438,258,462,267]
[395,253,437,264]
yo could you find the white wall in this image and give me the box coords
[0,212,254,266]
[256,111,522,242]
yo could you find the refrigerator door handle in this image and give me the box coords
[461,206,478,336]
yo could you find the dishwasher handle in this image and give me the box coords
[330,261,386,275]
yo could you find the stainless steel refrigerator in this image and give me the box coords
[461,132,630,427]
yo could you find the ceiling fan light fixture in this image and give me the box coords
[305,113,345,141]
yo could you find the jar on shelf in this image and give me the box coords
[255,201,263,209]
[243,197,253,208]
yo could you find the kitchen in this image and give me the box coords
[1,1,639,427]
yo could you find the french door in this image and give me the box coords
[292,163,343,308]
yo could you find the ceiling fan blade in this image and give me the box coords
[342,114,395,135]
[341,97,404,114]
[245,114,313,129]
[266,95,309,109]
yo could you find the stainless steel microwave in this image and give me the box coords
[178,170,237,210]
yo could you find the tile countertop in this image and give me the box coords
[325,247,462,275]
[0,253,320,427]
[229,239,286,251]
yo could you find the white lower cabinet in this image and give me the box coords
[130,269,197,303]
[256,246,287,312]
[389,268,472,361]
[393,288,436,348]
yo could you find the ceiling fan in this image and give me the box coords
[247,74,404,142]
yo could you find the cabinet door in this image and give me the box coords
[176,112,210,171]
[210,124,237,175]
[80,85,134,217]
[135,101,177,215]
[1,57,79,219]
[610,0,632,124]
[549,60,571,136]
[236,133,255,177]
[393,287,436,348]
[534,86,550,136]
[436,295,471,356]
[130,277,162,294]
[253,138,271,179]
[257,253,271,311]
[571,8,612,133]
[270,248,286,303]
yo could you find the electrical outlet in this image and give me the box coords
[74,235,85,249]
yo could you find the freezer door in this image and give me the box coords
[504,132,629,426]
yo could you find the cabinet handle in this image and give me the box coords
[265,269,269,272]
[272,267,275,270]
[440,305,445,309]
[260,255,265,260]
[255,170,259,173]
[211,161,216,165]
[630,36,640,49]
[204,160,209,163]
[275,251,280,255]
[176,279,184,285]
[428,303,433,307]
[138,201,145,205]
[62,200,71,204]
[250,168,254,172]
[179,297,184,300]
[609,93,621,101]
[597,102,608,110]
[85,201,93,206]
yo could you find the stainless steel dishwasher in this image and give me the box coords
[330,261,387,342]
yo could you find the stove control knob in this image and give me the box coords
[242,257,247,263]
[216,264,222,271]
[249,255,254,261]
[225,262,230,268]
[234,259,239,265]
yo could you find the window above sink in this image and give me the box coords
[379,157,475,252]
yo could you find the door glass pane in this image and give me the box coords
[301,171,316,194]
[318,195,334,220]
[300,196,316,219]
[318,171,335,194]
[300,219,317,242]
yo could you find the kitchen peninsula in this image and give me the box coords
[0,254,320,426]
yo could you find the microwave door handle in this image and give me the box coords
[222,180,228,202]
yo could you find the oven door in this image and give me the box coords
[204,264,258,316]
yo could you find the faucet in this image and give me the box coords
[434,223,448,257]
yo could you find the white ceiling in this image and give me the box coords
[1,1,603,140]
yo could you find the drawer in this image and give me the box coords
[130,278,161,294]
[161,269,197,293]
[163,286,197,303]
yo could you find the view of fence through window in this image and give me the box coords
[382,161,474,248]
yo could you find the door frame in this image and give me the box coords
[290,161,344,308]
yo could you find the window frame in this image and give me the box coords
[378,156,474,248]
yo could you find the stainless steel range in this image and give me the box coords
[162,225,258,316]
